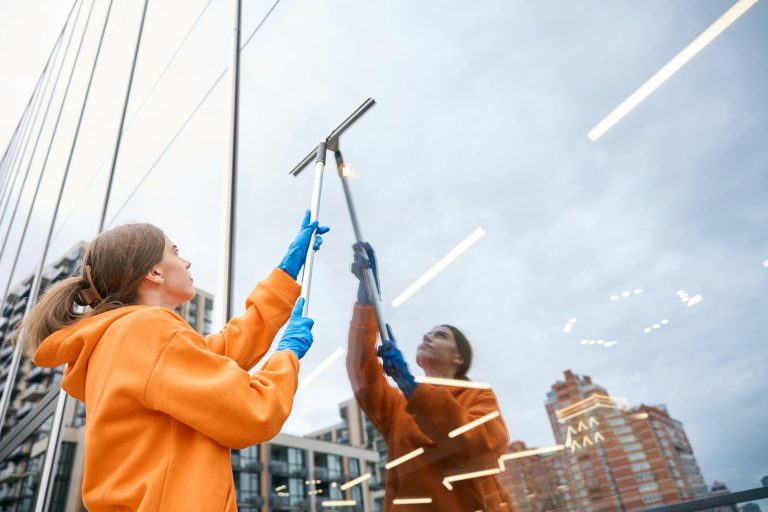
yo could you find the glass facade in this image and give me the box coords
[0,1,766,511]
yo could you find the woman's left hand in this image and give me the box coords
[278,210,330,279]
[377,324,418,399]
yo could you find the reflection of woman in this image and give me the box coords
[15,212,327,511]
[347,243,511,511]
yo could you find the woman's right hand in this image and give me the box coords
[351,242,380,305]
[276,298,314,360]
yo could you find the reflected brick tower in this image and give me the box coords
[544,370,708,511]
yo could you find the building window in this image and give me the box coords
[627,451,647,462]
[348,458,360,477]
[631,461,651,472]
[634,471,654,482]
[618,435,637,444]
[613,426,632,435]
[607,418,626,426]
[623,443,642,452]
[641,493,662,504]
[639,482,659,493]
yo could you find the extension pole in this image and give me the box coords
[298,142,327,314]
[289,98,376,314]
[335,149,388,342]
[220,0,242,323]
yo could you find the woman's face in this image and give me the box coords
[415,325,462,375]
[155,237,195,306]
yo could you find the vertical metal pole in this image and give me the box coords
[0,70,46,231]
[40,0,132,508]
[220,0,241,323]
[0,0,85,438]
[299,143,326,315]
[99,0,147,231]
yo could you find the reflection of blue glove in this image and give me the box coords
[278,210,330,279]
[376,324,418,399]
[350,242,380,305]
[276,298,314,360]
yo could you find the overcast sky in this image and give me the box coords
[1,0,766,502]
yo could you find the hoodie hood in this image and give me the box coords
[34,306,145,402]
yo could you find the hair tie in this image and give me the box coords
[78,265,104,307]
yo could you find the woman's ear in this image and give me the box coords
[144,266,164,285]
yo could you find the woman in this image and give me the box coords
[14,211,328,511]
[347,242,511,511]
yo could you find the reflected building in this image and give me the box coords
[497,440,572,511]
[709,481,738,512]
[542,370,708,511]
[307,398,386,512]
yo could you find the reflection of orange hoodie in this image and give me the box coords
[34,269,300,512]
[347,305,512,512]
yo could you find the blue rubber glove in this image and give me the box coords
[278,210,330,280]
[376,324,418,399]
[350,241,380,305]
[276,298,314,360]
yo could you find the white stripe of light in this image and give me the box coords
[297,347,345,392]
[448,411,501,439]
[588,0,758,141]
[385,448,425,470]
[340,473,371,491]
[500,445,565,461]
[393,498,433,505]
[392,227,485,308]
[415,376,491,389]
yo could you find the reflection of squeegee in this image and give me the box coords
[334,147,389,343]
[289,98,376,315]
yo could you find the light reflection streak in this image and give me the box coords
[415,376,491,389]
[392,227,485,308]
[297,347,345,392]
[385,447,425,470]
[500,445,565,461]
[393,498,433,505]
[442,467,502,491]
[322,500,356,507]
[448,411,500,439]
[587,0,758,141]
[340,473,371,491]
[556,395,629,422]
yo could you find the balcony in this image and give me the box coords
[14,402,33,421]
[26,366,51,383]
[269,460,289,476]
[237,494,264,508]
[7,444,30,462]
[233,460,263,473]
[270,495,309,510]
[0,345,13,361]
[20,383,48,402]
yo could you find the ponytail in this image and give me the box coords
[10,223,166,359]
[11,276,85,358]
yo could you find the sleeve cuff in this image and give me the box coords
[405,383,437,415]
[248,268,301,307]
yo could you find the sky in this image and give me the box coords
[0,0,766,504]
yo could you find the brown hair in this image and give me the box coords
[12,223,166,358]
[443,324,473,380]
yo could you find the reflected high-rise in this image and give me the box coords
[544,370,708,511]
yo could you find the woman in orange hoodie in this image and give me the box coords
[347,243,512,512]
[14,212,328,511]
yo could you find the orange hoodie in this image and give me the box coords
[347,305,513,512]
[34,268,301,512]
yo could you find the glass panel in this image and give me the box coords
[1,1,764,511]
